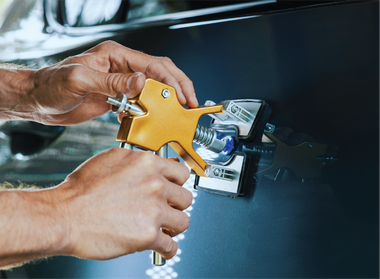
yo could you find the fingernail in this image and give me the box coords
[127,73,142,91]
[192,94,199,107]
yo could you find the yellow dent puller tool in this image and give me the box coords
[115,79,224,176]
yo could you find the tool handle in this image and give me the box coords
[120,142,167,266]
[152,144,168,266]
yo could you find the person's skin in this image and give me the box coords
[0,40,198,125]
[0,41,197,269]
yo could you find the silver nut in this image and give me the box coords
[213,168,221,176]
[162,89,170,99]
[230,105,238,113]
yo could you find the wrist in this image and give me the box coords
[0,67,37,121]
[38,184,73,257]
[0,186,71,268]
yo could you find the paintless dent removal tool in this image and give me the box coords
[107,79,336,265]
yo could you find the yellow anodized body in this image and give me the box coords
[116,79,223,176]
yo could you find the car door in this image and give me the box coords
[1,1,378,278]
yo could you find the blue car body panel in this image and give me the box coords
[1,1,378,278]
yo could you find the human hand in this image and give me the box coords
[26,41,198,125]
[54,148,192,260]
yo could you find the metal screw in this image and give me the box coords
[213,168,221,176]
[107,94,145,116]
[230,105,238,113]
[162,89,170,99]
[308,144,314,148]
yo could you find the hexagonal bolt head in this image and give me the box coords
[230,105,238,113]
[162,89,170,99]
[213,168,221,176]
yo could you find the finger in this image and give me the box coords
[117,113,127,123]
[150,231,178,260]
[144,59,187,105]
[160,227,185,238]
[85,41,197,107]
[165,181,193,211]
[105,44,195,107]
[161,58,198,108]
[53,93,110,125]
[161,206,190,236]
[80,67,145,98]
[101,45,183,100]
[155,156,190,185]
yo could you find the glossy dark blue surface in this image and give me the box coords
[3,1,378,278]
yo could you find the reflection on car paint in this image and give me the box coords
[146,175,197,279]
[0,115,120,187]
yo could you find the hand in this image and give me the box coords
[55,148,192,260]
[27,41,198,125]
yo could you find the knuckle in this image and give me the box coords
[160,56,173,63]
[139,152,156,166]
[162,238,176,254]
[180,212,191,231]
[107,147,128,160]
[183,79,194,89]
[65,65,84,81]
[109,147,120,154]
[146,59,162,74]
[184,190,193,209]
[98,40,119,49]
[178,164,190,182]
[164,242,178,260]
[65,170,80,183]
[147,176,165,192]
[141,225,159,247]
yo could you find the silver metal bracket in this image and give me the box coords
[195,154,246,198]
[207,99,262,138]
[205,99,256,123]
[222,100,255,123]
[204,164,236,181]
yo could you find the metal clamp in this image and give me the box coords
[205,165,235,181]
[222,100,255,123]
[195,154,247,198]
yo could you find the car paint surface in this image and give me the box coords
[1,1,378,278]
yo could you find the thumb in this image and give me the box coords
[151,230,178,260]
[84,69,145,98]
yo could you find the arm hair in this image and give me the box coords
[0,182,49,270]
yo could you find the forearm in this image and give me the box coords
[0,187,69,269]
[0,66,36,122]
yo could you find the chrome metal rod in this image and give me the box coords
[155,144,168,158]
[120,142,134,150]
[152,250,165,266]
[152,144,168,266]
[107,94,145,116]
